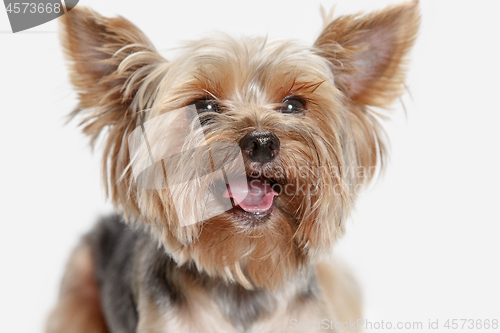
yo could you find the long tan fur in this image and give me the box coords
[50,2,419,332]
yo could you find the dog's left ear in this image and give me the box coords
[314,1,419,108]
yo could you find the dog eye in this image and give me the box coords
[279,97,306,114]
[194,98,220,113]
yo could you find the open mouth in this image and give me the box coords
[223,176,279,217]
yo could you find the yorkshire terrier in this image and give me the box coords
[47,2,419,332]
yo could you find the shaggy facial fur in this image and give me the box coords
[47,2,419,333]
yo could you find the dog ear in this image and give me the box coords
[59,7,166,212]
[314,1,419,108]
[59,6,165,113]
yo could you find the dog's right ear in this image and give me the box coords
[59,7,166,212]
[60,7,165,113]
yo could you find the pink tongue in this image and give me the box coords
[223,178,278,213]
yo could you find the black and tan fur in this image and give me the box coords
[47,2,419,332]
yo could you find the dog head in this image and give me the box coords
[60,2,418,289]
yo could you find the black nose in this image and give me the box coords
[239,131,280,163]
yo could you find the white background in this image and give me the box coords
[1,0,499,332]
